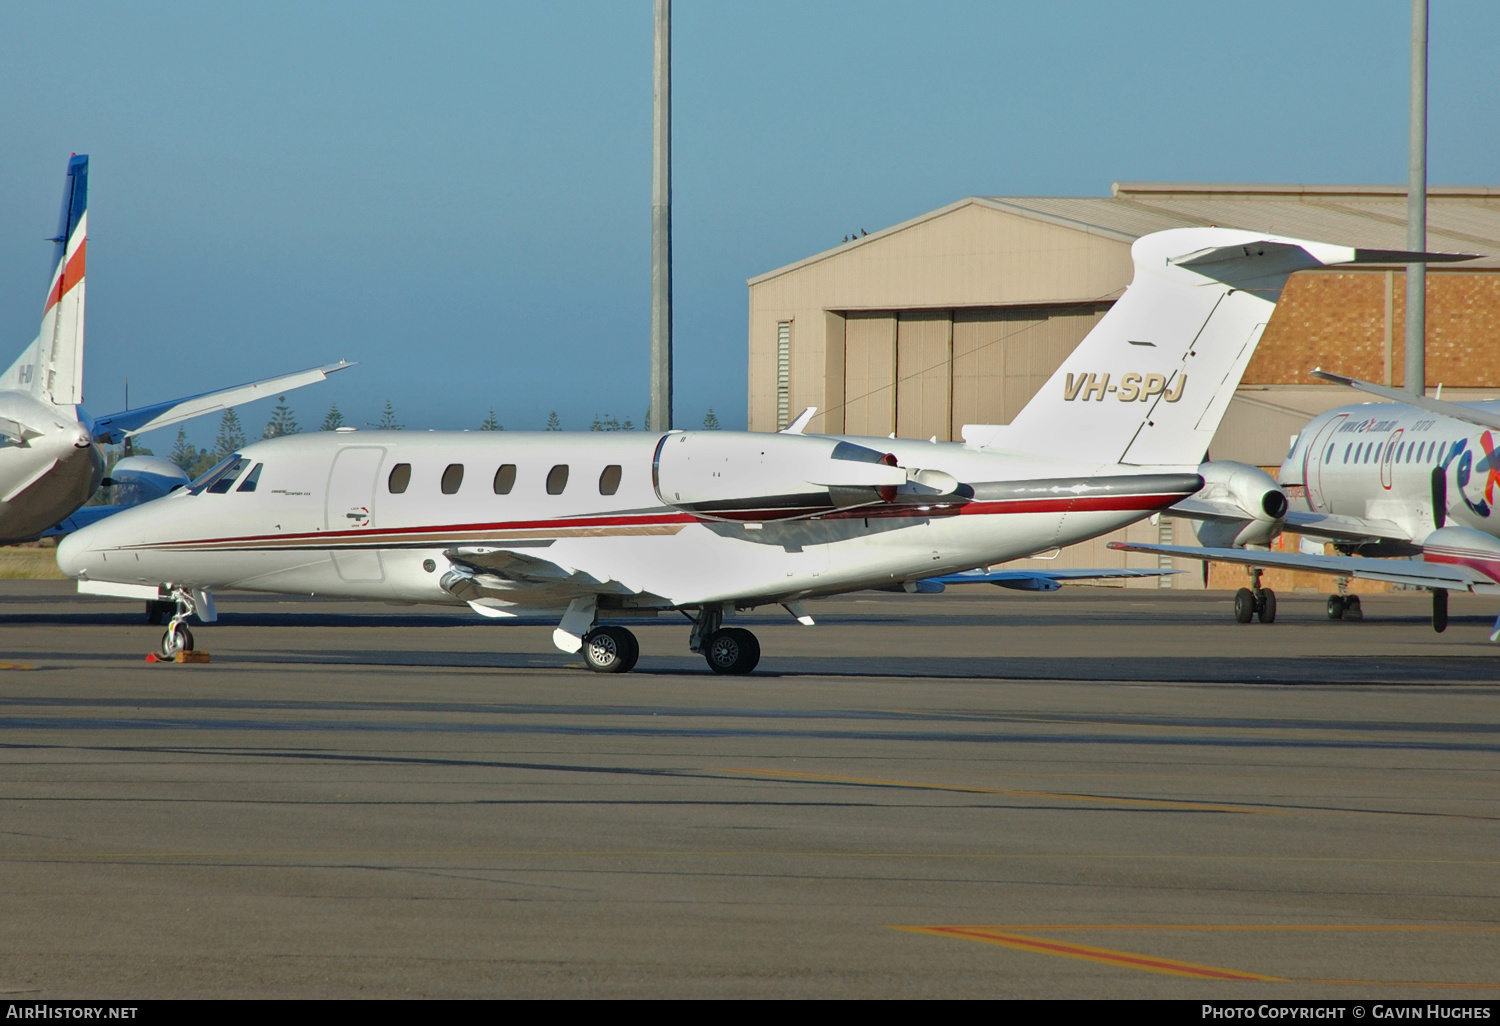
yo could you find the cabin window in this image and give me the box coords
[493,464,517,494]
[1343,444,1351,464]
[1324,444,1333,464]
[206,457,250,494]
[546,464,569,495]
[237,463,264,492]
[1396,442,1404,462]
[599,464,622,495]
[388,463,411,494]
[441,464,465,494]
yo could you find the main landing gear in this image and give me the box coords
[562,601,762,676]
[687,605,760,676]
[1233,568,1276,624]
[1325,577,1362,622]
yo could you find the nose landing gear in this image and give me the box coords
[148,587,215,663]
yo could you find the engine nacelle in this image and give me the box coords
[1191,460,1287,549]
[653,432,949,521]
[104,455,191,506]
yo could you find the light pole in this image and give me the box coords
[650,0,673,430]
[1405,0,1428,396]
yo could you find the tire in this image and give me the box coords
[1233,588,1255,624]
[1344,595,1363,621]
[1257,588,1276,624]
[581,626,637,673]
[1326,595,1345,620]
[158,623,193,660]
[1432,589,1448,634]
[704,627,760,675]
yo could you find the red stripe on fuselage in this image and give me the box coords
[43,238,86,315]
[1424,549,1500,585]
[123,492,1192,553]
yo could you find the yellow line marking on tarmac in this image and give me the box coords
[898,925,1500,989]
[0,663,36,670]
[896,926,1284,981]
[719,767,1277,814]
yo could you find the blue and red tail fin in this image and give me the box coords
[2,154,88,405]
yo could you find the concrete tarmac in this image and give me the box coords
[0,580,1496,998]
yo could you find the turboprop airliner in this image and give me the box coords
[57,227,1458,673]
[0,154,352,544]
[1114,368,1500,640]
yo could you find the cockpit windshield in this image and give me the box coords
[188,455,248,495]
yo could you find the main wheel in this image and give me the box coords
[1432,589,1449,633]
[158,623,193,660]
[1326,595,1345,620]
[581,626,638,673]
[1256,588,1277,624]
[1233,588,1255,624]
[704,627,760,675]
[1344,595,1363,621]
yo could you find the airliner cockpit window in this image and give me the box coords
[237,463,264,492]
[187,455,242,495]
[206,457,251,494]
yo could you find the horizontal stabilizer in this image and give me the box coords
[1284,510,1407,543]
[1311,369,1500,433]
[1108,541,1489,592]
[90,360,355,442]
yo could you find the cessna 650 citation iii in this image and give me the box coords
[1113,366,1500,640]
[58,227,1450,673]
[0,154,351,544]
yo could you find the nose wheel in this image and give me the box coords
[158,622,194,660]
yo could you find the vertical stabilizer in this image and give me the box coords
[999,228,1469,467]
[5,155,89,406]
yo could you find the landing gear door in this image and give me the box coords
[325,446,386,582]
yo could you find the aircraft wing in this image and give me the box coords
[442,545,644,602]
[905,567,1178,593]
[1108,541,1493,592]
[43,504,122,537]
[1312,369,1500,433]
[1283,510,1408,543]
[89,361,354,443]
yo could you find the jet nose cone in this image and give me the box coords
[55,529,92,579]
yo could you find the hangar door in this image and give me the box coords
[839,303,1109,442]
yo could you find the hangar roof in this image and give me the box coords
[750,183,1500,284]
[985,182,1500,268]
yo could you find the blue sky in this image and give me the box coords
[0,1,1495,448]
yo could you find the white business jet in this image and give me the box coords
[58,227,1431,673]
[0,154,352,544]
[1114,365,1500,640]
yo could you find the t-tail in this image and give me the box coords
[990,227,1475,467]
[0,154,89,406]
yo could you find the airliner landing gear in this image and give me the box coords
[1233,569,1275,624]
[1432,589,1449,633]
[581,626,639,674]
[1326,594,1363,621]
[687,605,760,675]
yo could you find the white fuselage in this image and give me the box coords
[0,392,103,543]
[57,430,1198,612]
[1282,400,1500,543]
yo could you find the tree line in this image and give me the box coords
[149,400,726,477]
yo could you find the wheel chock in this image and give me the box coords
[144,651,211,664]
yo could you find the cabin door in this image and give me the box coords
[325,446,386,582]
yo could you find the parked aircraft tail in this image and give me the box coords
[0,154,89,406]
[988,227,1475,467]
